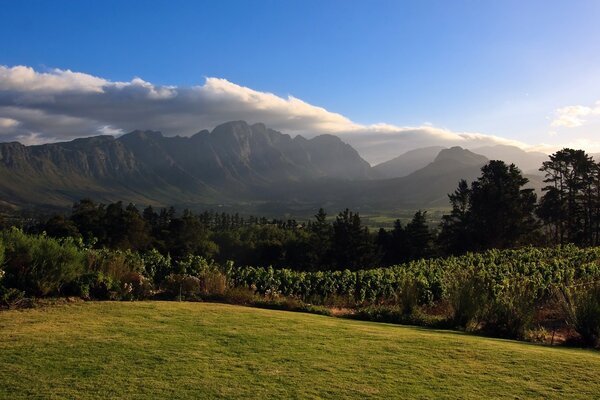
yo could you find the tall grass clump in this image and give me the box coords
[557,282,600,347]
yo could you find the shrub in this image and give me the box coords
[68,271,117,300]
[253,296,332,316]
[120,271,154,300]
[160,274,201,300]
[175,255,219,276]
[350,305,447,327]
[558,283,600,347]
[0,237,5,267]
[141,250,172,285]
[484,278,537,339]
[525,326,550,344]
[199,270,227,296]
[86,249,144,282]
[1,228,85,296]
[398,277,419,316]
[0,286,26,308]
[446,270,489,328]
[222,286,257,305]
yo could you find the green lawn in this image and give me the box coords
[1,302,599,399]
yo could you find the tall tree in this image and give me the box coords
[331,209,378,270]
[308,208,333,269]
[441,161,538,252]
[538,148,598,245]
[439,179,471,254]
[405,211,435,260]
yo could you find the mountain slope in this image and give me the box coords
[0,124,551,214]
[0,121,373,208]
[262,147,490,209]
[372,146,446,178]
[471,145,547,174]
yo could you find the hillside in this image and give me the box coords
[263,146,490,209]
[0,121,373,210]
[0,122,551,214]
[372,146,446,178]
[471,145,548,175]
[1,302,599,399]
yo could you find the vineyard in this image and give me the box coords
[2,228,600,344]
[229,245,600,305]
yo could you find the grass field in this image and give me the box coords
[1,302,599,399]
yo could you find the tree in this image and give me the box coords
[43,215,81,239]
[331,209,378,270]
[441,161,538,252]
[167,209,218,260]
[538,148,599,246]
[405,211,435,260]
[70,199,106,244]
[439,179,471,254]
[470,161,538,249]
[308,208,332,269]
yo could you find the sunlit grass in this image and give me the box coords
[1,301,599,399]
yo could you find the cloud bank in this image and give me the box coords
[0,65,534,163]
[551,101,600,128]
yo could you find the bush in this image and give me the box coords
[175,255,219,276]
[67,271,117,300]
[221,286,257,305]
[558,283,600,347]
[142,250,172,285]
[199,271,227,296]
[120,271,154,300]
[446,270,489,328]
[1,228,85,296]
[398,277,419,316]
[484,278,537,339]
[86,249,144,282]
[0,237,5,267]
[0,286,26,308]
[160,274,202,300]
[350,305,447,327]
[253,296,331,316]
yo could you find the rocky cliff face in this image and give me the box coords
[0,121,374,208]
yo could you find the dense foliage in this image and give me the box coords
[2,228,600,344]
[25,200,438,270]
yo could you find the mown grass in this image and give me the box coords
[1,302,599,399]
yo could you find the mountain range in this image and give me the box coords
[0,120,549,215]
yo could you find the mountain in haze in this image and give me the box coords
[0,121,373,209]
[374,144,551,179]
[365,146,490,207]
[0,121,549,215]
[470,145,547,175]
[372,146,446,178]
[262,146,491,209]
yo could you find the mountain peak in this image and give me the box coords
[120,130,164,141]
[373,146,447,178]
[434,147,488,165]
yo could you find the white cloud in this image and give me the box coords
[551,101,600,128]
[0,117,19,128]
[0,65,107,93]
[0,64,565,163]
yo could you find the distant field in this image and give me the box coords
[1,302,599,399]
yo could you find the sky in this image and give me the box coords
[1,0,600,164]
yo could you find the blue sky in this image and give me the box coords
[1,0,600,162]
